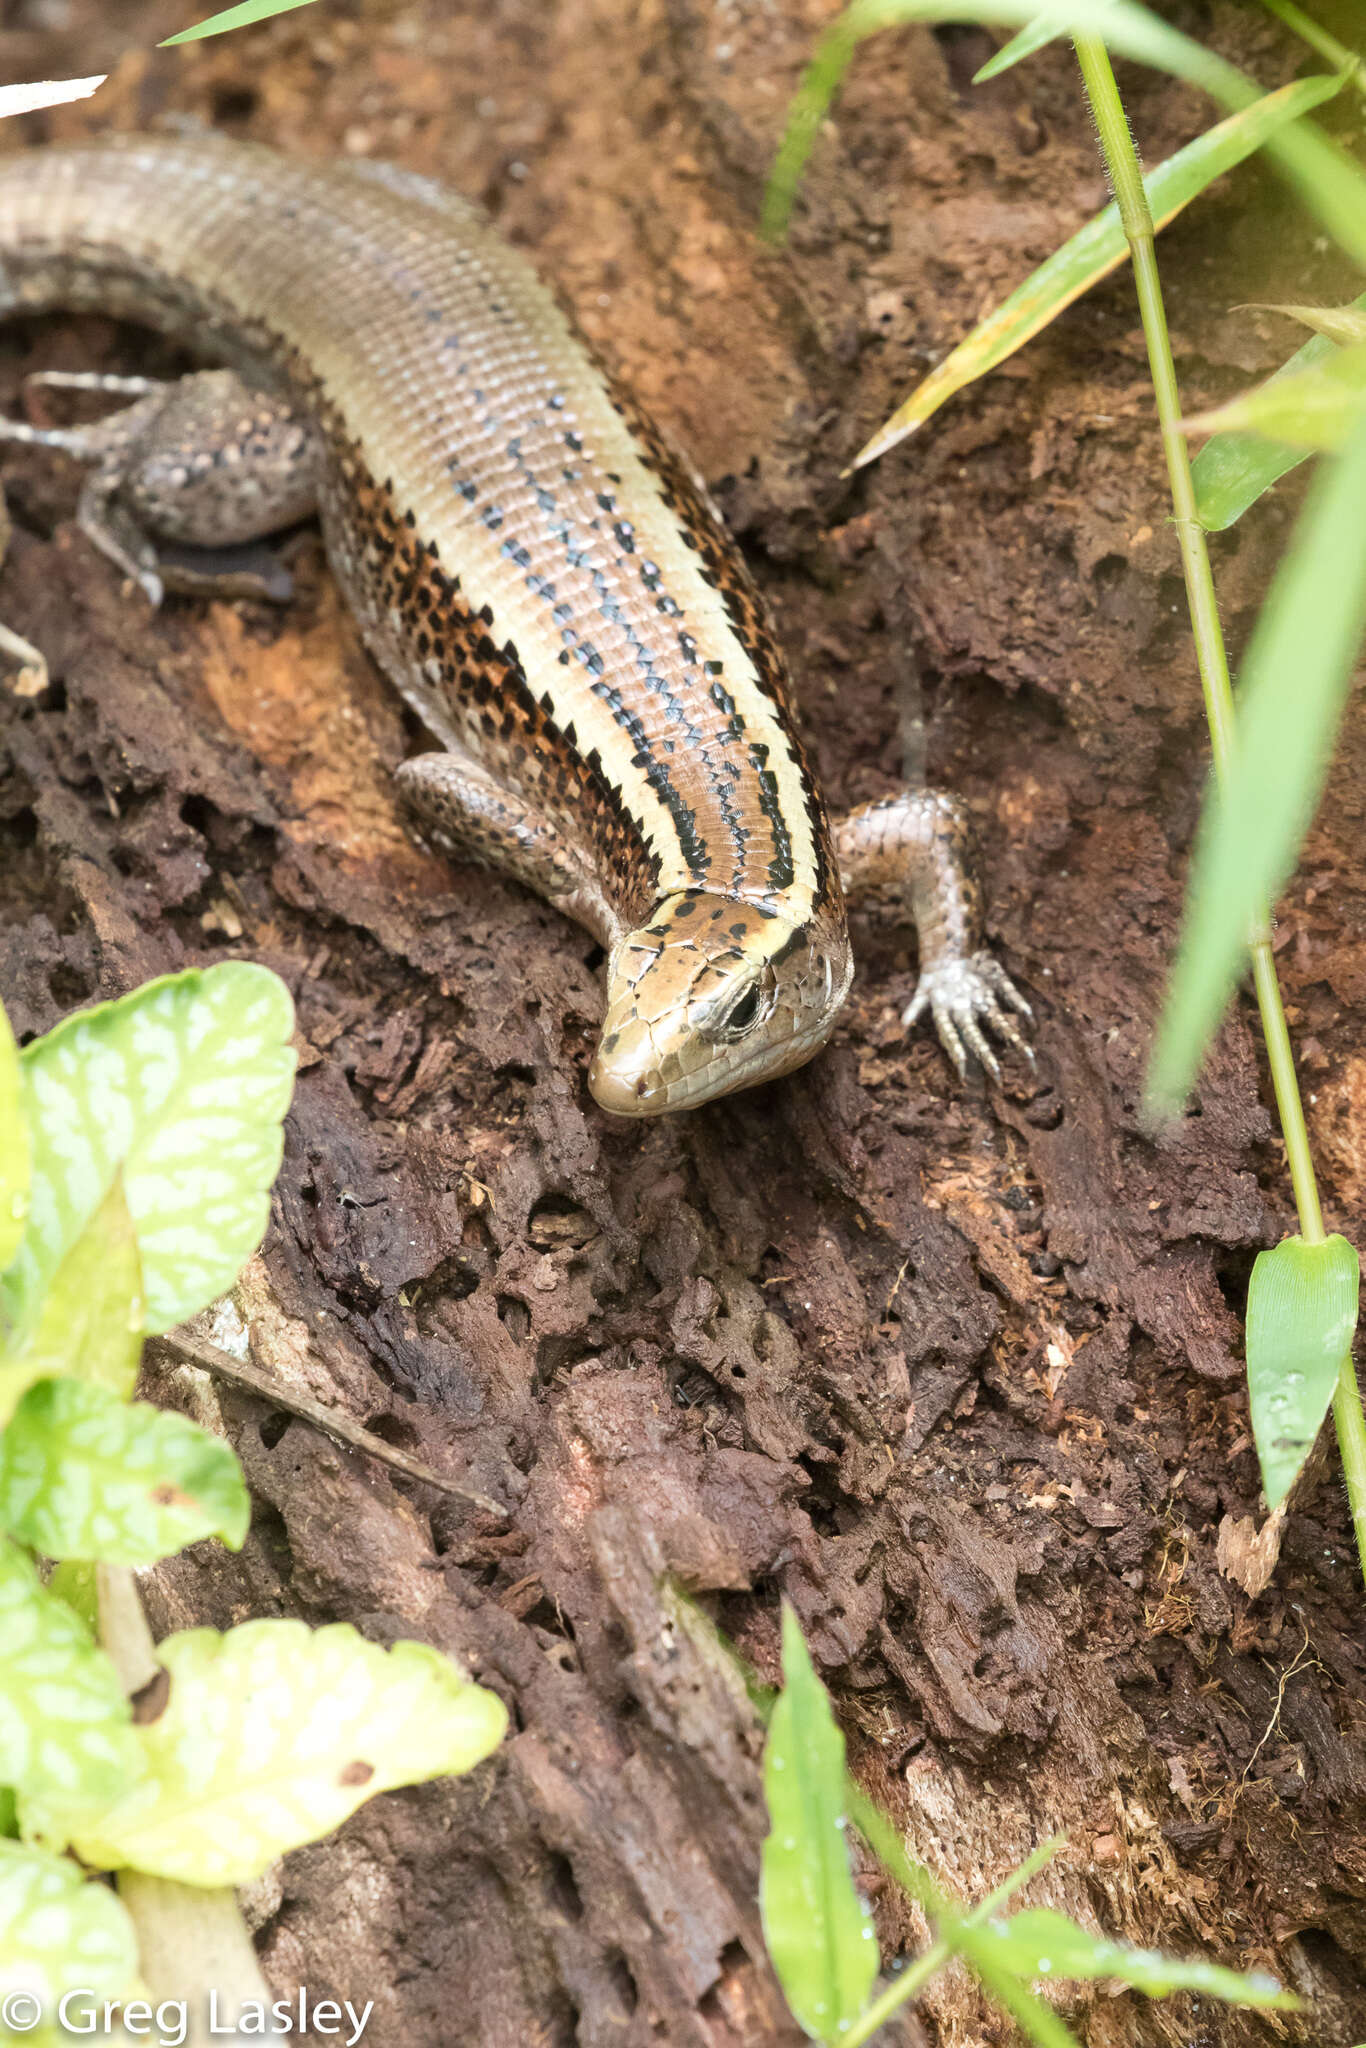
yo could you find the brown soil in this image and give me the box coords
[2,1,1365,2042]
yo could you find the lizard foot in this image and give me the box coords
[903,952,1033,1082]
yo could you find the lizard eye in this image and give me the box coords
[726,983,762,1032]
[707,970,776,1043]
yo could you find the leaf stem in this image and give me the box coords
[839,1936,950,2047]
[1072,39,1236,773]
[96,1567,276,2047]
[1257,0,1366,94]
[1072,35,1366,1584]
[838,1830,1074,2048]
[1248,948,1324,1246]
[1331,1348,1366,1579]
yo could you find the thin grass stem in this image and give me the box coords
[1258,0,1365,94]
[1072,34,1366,1586]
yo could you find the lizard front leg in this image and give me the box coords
[834,788,1031,1080]
[396,752,624,952]
[0,368,318,605]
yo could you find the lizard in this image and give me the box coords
[0,131,1031,1115]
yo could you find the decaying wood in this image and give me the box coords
[2,0,1365,2042]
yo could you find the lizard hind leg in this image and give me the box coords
[0,368,320,606]
[835,787,1032,1080]
[396,751,625,952]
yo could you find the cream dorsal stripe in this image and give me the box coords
[0,135,823,916]
[0,131,1034,1113]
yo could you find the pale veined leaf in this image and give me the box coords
[65,1621,507,1886]
[5,963,295,1336]
[0,1380,249,1568]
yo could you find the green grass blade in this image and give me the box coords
[1247,302,1366,346]
[760,1606,878,2042]
[843,1783,941,1917]
[952,1928,1085,2048]
[1257,0,1366,97]
[1183,338,1366,451]
[763,0,1244,244]
[973,1907,1295,2005]
[1148,407,1366,1113]
[762,0,1366,268]
[1253,91,1366,271]
[1193,435,1313,531]
[1193,292,1366,527]
[160,0,320,45]
[973,21,1062,79]
[849,75,1339,467]
[1246,1235,1359,1509]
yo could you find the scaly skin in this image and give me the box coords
[0,132,1029,1112]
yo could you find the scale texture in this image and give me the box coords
[0,133,1024,1110]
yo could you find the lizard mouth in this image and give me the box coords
[589,929,852,1116]
[588,1012,838,1115]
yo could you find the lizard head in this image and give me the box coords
[588,892,852,1116]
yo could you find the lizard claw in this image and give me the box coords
[131,561,165,609]
[902,951,1033,1082]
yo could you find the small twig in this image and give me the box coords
[146,1331,509,1519]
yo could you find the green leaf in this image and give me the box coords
[161,0,321,42]
[0,1537,140,1821]
[1149,407,1366,1111]
[1183,339,1366,451]
[973,1907,1296,2006]
[763,0,1239,244]
[0,1006,27,1274]
[848,75,1341,466]
[1191,293,1366,529]
[4,963,295,1337]
[952,1926,1085,2048]
[67,1620,508,1885]
[1194,436,1306,531]
[760,1606,877,2043]
[0,1180,143,1429]
[973,20,1061,79]
[1256,0,1366,97]
[761,0,1366,272]
[0,1381,249,1568]
[1246,1235,1359,1510]
[0,1839,139,2013]
[45,1561,97,1633]
[1246,302,1366,347]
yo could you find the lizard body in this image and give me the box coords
[0,132,1028,1112]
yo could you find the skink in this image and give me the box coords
[0,131,1030,1113]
